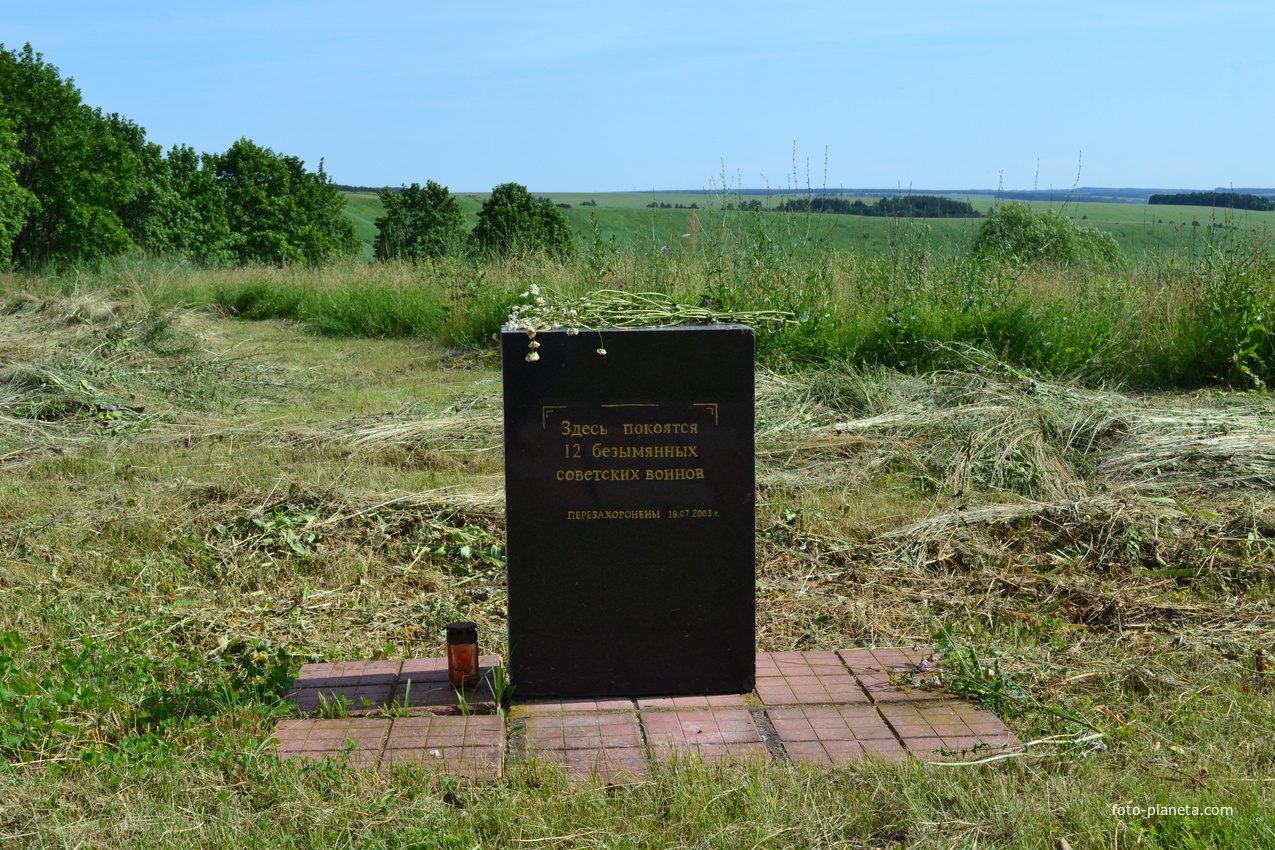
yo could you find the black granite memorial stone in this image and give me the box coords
[503,325,755,697]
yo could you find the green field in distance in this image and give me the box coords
[343,191,1275,260]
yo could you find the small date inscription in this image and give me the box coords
[565,508,719,520]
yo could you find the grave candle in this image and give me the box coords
[446,621,479,688]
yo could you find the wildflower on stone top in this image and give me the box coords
[567,328,579,336]
[527,328,537,338]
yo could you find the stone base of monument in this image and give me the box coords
[273,648,1021,782]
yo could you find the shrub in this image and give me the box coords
[972,202,1121,267]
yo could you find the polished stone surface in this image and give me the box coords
[502,325,756,697]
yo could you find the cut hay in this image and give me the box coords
[758,359,1275,502]
[345,407,502,453]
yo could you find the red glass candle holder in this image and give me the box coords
[446,621,479,688]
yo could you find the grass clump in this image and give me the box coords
[1147,229,1275,388]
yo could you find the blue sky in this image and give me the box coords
[4,1,1272,192]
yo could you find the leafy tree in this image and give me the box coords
[971,202,1121,267]
[205,138,360,265]
[120,144,234,264]
[0,118,37,269]
[472,182,576,256]
[0,42,359,269]
[373,180,466,260]
[0,43,146,267]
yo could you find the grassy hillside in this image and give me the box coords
[344,191,1275,260]
[338,193,381,259]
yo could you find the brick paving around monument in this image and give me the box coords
[274,648,1021,782]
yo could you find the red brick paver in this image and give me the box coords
[384,715,504,749]
[291,660,401,688]
[636,694,748,709]
[398,655,503,681]
[273,649,1023,779]
[838,647,951,704]
[285,659,402,714]
[381,715,504,780]
[768,704,906,766]
[642,709,769,762]
[285,685,395,715]
[273,717,389,768]
[755,650,869,706]
[518,697,636,713]
[522,713,639,749]
[286,655,504,716]
[394,655,503,711]
[544,747,648,784]
[879,701,1021,761]
[519,711,648,783]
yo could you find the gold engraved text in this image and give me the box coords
[561,421,608,437]
[556,469,641,482]
[645,468,705,481]
[567,510,662,520]
[592,444,698,459]
[621,423,698,435]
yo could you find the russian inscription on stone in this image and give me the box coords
[503,325,756,697]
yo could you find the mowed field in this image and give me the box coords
[3,248,1275,845]
[343,190,1275,260]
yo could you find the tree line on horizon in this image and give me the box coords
[1148,191,1275,212]
[772,195,981,218]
